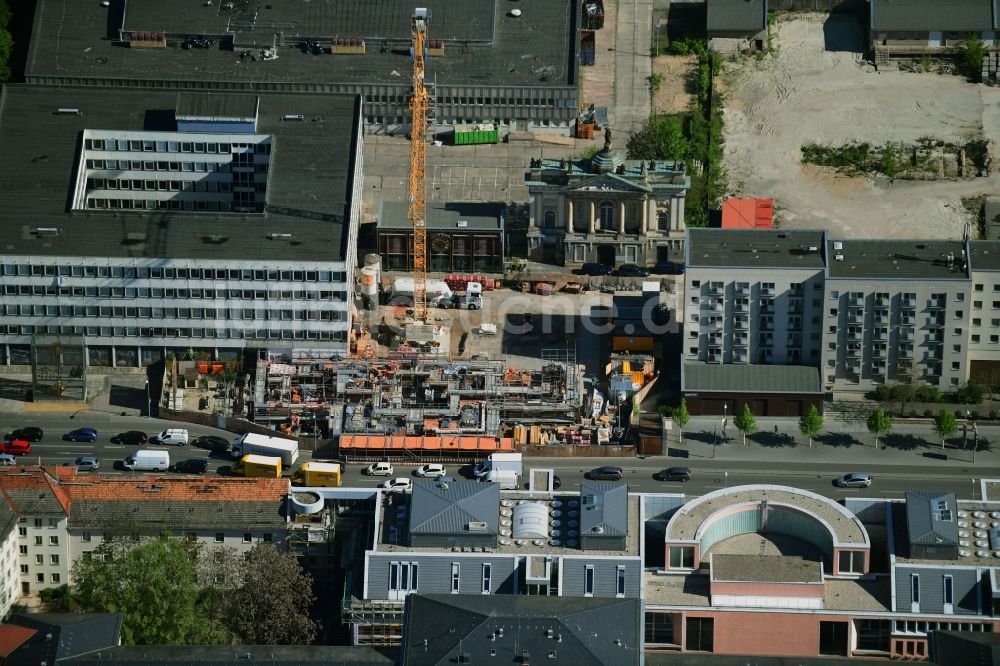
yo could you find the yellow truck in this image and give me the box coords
[231,454,282,478]
[291,461,342,487]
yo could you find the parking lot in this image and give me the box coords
[723,12,1000,238]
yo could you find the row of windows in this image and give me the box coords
[1,264,342,282]
[86,159,266,173]
[87,177,252,193]
[87,197,262,212]
[1,325,346,341]
[2,284,344,301]
[19,535,58,547]
[3,304,342,320]
[85,138,270,154]
[893,620,991,635]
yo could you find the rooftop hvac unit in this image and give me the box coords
[283,114,304,121]
[833,241,843,250]
[467,521,489,532]
[55,108,81,115]
[457,220,468,227]
[835,254,845,261]
[267,233,293,240]
[31,227,63,237]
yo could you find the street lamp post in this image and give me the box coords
[722,403,728,443]
[145,378,151,418]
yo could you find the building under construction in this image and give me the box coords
[252,350,584,460]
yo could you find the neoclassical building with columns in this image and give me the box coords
[524,135,690,267]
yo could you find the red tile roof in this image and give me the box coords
[0,625,36,657]
[58,474,289,503]
[722,198,774,229]
[0,467,72,514]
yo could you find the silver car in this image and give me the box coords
[835,472,872,488]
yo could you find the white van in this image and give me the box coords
[123,449,170,472]
[153,429,189,446]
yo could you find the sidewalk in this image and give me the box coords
[669,415,1000,469]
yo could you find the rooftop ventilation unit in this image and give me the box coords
[833,241,843,250]
[31,227,63,237]
[55,108,81,115]
[835,254,845,261]
[457,220,468,227]
[807,246,818,252]
[283,114,304,121]
[467,521,489,532]
[267,233,293,240]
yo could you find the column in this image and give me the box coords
[641,198,649,234]
[670,198,679,230]
[558,196,566,231]
[676,196,686,230]
[589,200,597,234]
[618,201,626,234]
[566,198,574,232]
[528,196,537,229]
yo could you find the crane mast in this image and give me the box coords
[408,8,430,323]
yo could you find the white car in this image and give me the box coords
[366,461,394,476]
[0,454,16,467]
[415,464,446,478]
[835,472,872,488]
[381,478,413,492]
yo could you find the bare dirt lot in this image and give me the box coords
[651,54,696,115]
[723,12,1000,238]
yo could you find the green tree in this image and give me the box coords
[734,404,756,447]
[72,538,226,645]
[798,404,823,448]
[222,543,317,645]
[956,380,987,405]
[625,115,690,162]
[866,407,892,450]
[0,0,13,84]
[961,35,987,82]
[673,398,690,445]
[932,409,957,450]
[889,382,916,417]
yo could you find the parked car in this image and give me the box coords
[655,467,692,482]
[381,478,413,492]
[111,431,148,445]
[835,472,872,488]
[0,440,30,456]
[0,454,16,467]
[366,461,394,477]
[64,428,98,443]
[615,263,650,277]
[581,262,613,276]
[587,465,624,481]
[173,459,209,474]
[415,464,447,478]
[553,475,562,490]
[67,456,100,471]
[152,429,189,446]
[192,435,230,452]
[6,427,43,442]
[652,260,685,275]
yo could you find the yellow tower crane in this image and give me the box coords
[407,8,430,323]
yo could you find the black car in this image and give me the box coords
[652,260,685,275]
[193,435,230,452]
[553,475,561,490]
[615,263,650,278]
[588,465,624,481]
[173,459,209,474]
[655,466,692,482]
[581,262,614,276]
[6,427,43,442]
[111,431,148,445]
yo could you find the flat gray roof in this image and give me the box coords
[0,85,359,262]
[123,0,496,43]
[969,240,1000,271]
[711,554,822,584]
[27,0,575,89]
[408,479,500,537]
[379,201,504,232]
[686,229,827,269]
[826,239,970,280]
[871,0,996,32]
[175,92,258,120]
[682,362,822,394]
[707,0,767,32]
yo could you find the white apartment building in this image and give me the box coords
[0,502,20,618]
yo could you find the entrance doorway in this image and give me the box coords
[597,244,616,267]
[819,621,848,656]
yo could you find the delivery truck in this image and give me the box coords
[122,449,170,472]
[231,433,299,466]
[480,469,520,490]
[474,452,523,478]
[290,461,342,487]
[230,454,282,478]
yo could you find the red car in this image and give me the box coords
[0,440,31,455]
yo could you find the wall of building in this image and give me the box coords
[684,610,831,656]
[16,514,71,601]
[67,527,286,563]
[560,556,642,598]
[366,553,518,600]
[0,523,19,618]
[680,391,822,417]
[894,565,981,615]
[376,230,504,273]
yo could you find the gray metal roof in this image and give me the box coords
[827,239,970,280]
[969,239,1000,271]
[686,229,827,269]
[8,613,122,666]
[0,500,17,540]
[175,93,258,120]
[408,479,500,537]
[871,0,995,32]
[707,0,767,32]
[0,85,359,262]
[378,201,504,232]
[402,595,641,666]
[579,481,628,538]
[4,488,68,516]
[26,0,575,89]
[904,491,960,547]
[64,645,397,664]
[123,0,496,43]
[69,500,287,531]
[682,362,823,394]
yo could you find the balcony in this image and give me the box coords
[733,353,749,363]
[787,336,802,348]
[847,314,864,325]
[734,336,749,347]
[734,303,750,314]
[899,329,914,341]
[898,347,914,359]
[872,346,887,358]
[900,316,915,326]
[849,297,864,308]
[760,288,775,297]
[847,331,863,342]
[928,300,945,310]
[734,286,749,296]
[903,298,917,308]
[759,305,775,315]
[846,344,862,358]
[873,330,888,341]
[874,314,889,325]
[926,318,945,328]
[707,285,724,296]
[734,317,749,329]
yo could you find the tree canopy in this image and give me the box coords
[798,404,823,447]
[866,407,892,449]
[734,404,756,447]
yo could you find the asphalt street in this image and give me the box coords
[2,413,994,500]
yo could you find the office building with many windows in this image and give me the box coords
[0,86,362,367]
